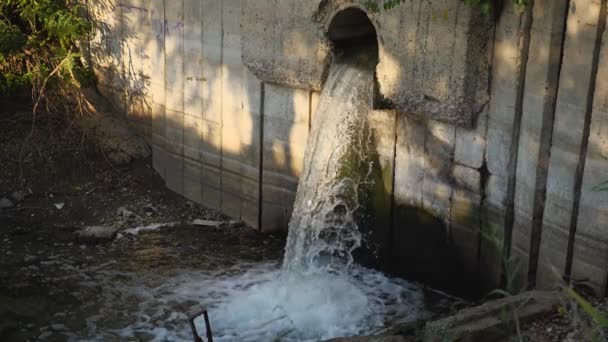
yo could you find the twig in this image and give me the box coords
[18,51,74,185]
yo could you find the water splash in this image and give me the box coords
[83,56,424,341]
[283,54,376,274]
[198,56,425,340]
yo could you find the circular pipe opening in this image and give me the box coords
[327,7,378,63]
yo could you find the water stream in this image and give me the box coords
[192,55,425,341]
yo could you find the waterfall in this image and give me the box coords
[283,54,376,273]
[195,54,424,341]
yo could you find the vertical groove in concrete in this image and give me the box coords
[526,0,570,289]
[258,83,265,232]
[565,0,608,280]
[503,2,534,264]
[180,0,185,194]
[477,13,496,284]
[388,110,399,269]
[218,0,224,210]
[119,0,126,117]
[200,0,206,204]
[308,90,313,132]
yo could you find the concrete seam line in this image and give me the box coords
[564,0,608,286]
[258,82,265,232]
[527,0,571,289]
[218,0,224,211]
[388,110,398,270]
[502,0,535,281]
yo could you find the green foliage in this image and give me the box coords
[0,0,94,103]
[0,19,26,57]
[566,287,608,328]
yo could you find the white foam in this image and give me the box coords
[79,262,422,341]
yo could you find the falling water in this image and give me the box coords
[283,52,376,274]
[79,54,424,342]
[197,53,425,341]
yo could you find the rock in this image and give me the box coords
[192,219,222,227]
[117,207,134,217]
[10,190,29,203]
[142,204,156,213]
[38,331,52,339]
[425,291,560,342]
[76,226,119,243]
[50,324,67,331]
[0,197,14,209]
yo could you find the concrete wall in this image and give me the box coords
[89,0,608,296]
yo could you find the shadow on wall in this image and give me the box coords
[87,0,304,233]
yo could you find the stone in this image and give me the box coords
[142,204,156,213]
[0,198,14,209]
[50,324,67,331]
[10,190,29,203]
[425,291,560,342]
[76,226,119,243]
[192,219,222,227]
[117,207,134,218]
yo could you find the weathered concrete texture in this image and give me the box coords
[367,110,397,266]
[242,0,332,91]
[242,0,491,127]
[162,0,185,200]
[183,0,204,162]
[511,0,568,289]
[146,0,166,148]
[261,84,311,232]
[220,0,263,228]
[392,114,478,294]
[482,6,528,286]
[200,0,223,211]
[423,120,456,221]
[450,164,482,278]
[375,0,491,127]
[478,3,526,289]
[571,17,608,294]
[394,114,426,209]
[537,0,606,290]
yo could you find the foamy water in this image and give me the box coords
[79,261,422,341]
[82,56,425,341]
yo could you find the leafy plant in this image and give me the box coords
[0,0,94,105]
[566,287,608,328]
